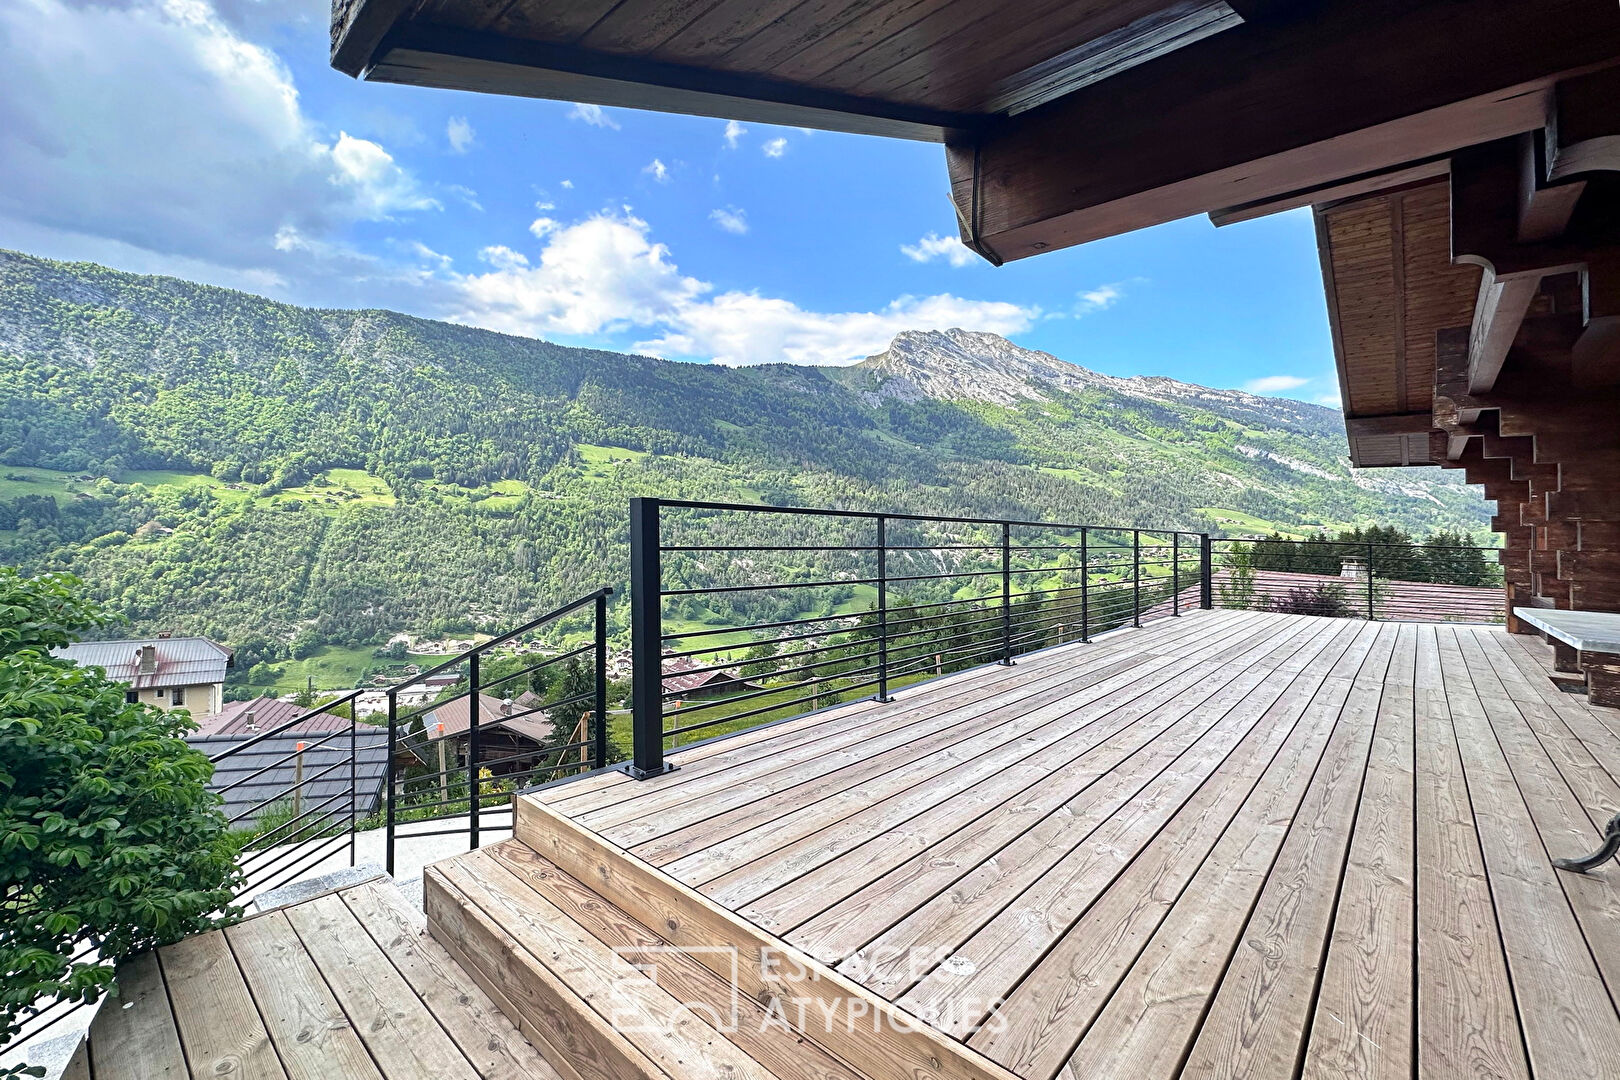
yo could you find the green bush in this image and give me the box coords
[0,569,242,1059]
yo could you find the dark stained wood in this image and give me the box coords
[949,0,1620,260]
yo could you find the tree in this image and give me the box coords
[0,569,241,1062]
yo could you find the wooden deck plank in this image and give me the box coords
[339,881,566,1080]
[1178,623,1400,1080]
[1431,626,1620,1078]
[484,840,868,1080]
[1043,623,1394,1080]
[284,895,482,1080]
[685,620,1301,904]
[1409,626,1529,1080]
[977,620,1384,1079]
[159,929,286,1080]
[88,951,187,1080]
[762,616,1327,949]
[893,618,1360,1026]
[224,912,384,1080]
[657,648,1203,882]
[631,613,1270,866]
[1452,629,1620,1028]
[434,849,777,1080]
[1300,622,1418,1079]
[567,614,1248,831]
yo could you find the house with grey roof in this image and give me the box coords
[53,634,233,715]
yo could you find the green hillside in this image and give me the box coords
[0,249,1490,676]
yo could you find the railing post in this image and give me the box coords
[627,497,672,778]
[594,589,610,768]
[1080,527,1091,642]
[1366,539,1376,620]
[1172,532,1181,616]
[385,688,397,876]
[1200,534,1213,609]
[468,650,480,851]
[876,515,892,701]
[349,709,357,868]
[1132,529,1142,628]
[1000,521,1014,665]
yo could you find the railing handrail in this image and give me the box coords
[644,496,1207,537]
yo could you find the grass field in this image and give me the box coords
[244,642,459,694]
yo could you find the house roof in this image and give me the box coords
[192,696,366,738]
[419,691,555,744]
[661,657,756,696]
[188,730,391,830]
[55,636,233,690]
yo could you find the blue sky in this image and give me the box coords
[0,0,1339,404]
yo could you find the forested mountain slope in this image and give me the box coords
[0,249,1489,660]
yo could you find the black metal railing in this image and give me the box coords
[1208,536,1505,622]
[383,586,612,873]
[625,498,1209,778]
[6,586,616,1050]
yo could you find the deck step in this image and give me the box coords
[423,796,1021,1080]
[427,839,870,1080]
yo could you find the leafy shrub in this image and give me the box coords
[1265,582,1354,618]
[0,569,241,1059]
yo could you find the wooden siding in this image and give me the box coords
[1319,180,1480,467]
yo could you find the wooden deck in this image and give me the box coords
[528,608,1620,1080]
[72,878,562,1080]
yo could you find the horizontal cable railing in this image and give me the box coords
[4,586,615,1051]
[1207,536,1505,623]
[624,497,1209,778]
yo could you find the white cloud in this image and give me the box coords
[723,120,747,148]
[446,116,475,153]
[643,158,670,183]
[408,241,452,269]
[1245,374,1311,393]
[762,137,788,158]
[529,217,559,239]
[0,0,437,297]
[568,102,619,130]
[709,207,748,235]
[446,184,483,211]
[447,212,1035,366]
[1313,390,1344,407]
[1075,283,1124,316]
[560,179,575,188]
[901,232,974,268]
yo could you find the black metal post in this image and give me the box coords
[1080,527,1091,643]
[348,710,357,867]
[468,650,480,851]
[627,497,672,778]
[385,688,397,876]
[1000,522,1013,665]
[876,515,892,701]
[1173,532,1181,616]
[1200,534,1213,609]
[1366,539,1376,620]
[594,590,610,768]
[1132,530,1142,628]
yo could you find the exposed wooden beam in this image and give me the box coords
[1345,413,1435,438]
[948,0,1620,262]
[330,0,412,78]
[1469,270,1541,392]
[357,23,991,143]
[1209,158,1448,228]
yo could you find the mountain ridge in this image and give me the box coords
[0,248,1489,657]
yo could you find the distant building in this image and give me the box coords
[192,695,367,738]
[661,656,761,700]
[54,635,232,715]
[414,691,557,777]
